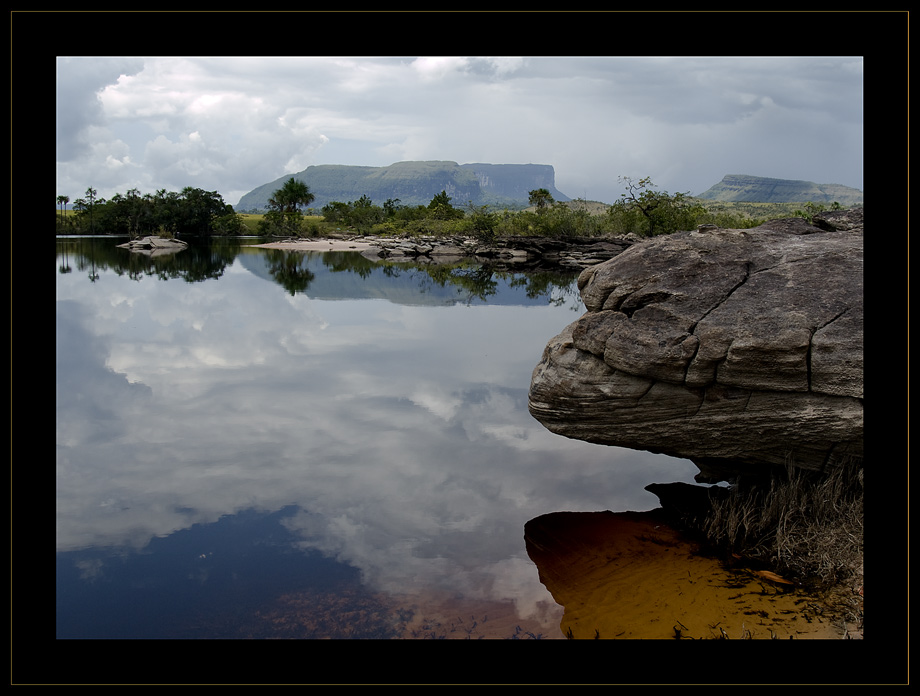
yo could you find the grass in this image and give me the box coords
[237,213,263,233]
[700,458,863,590]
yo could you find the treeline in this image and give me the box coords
[56,186,244,237]
[58,177,847,240]
[305,177,777,241]
[254,175,774,242]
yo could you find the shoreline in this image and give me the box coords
[246,239,374,252]
[242,233,634,269]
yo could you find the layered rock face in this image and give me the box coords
[528,209,863,477]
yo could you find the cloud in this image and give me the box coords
[56,246,706,609]
[56,56,864,207]
[55,57,145,161]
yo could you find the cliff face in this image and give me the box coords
[696,174,864,206]
[459,163,570,203]
[235,161,569,211]
[528,209,864,480]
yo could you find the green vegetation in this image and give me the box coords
[58,177,855,240]
[245,178,771,242]
[321,195,387,233]
[605,176,706,237]
[56,186,243,237]
[528,188,554,210]
[697,174,864,207]
[791,200,844,223]
[255,177,318,236]
[57,194,70,225]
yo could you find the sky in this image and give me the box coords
[55,55,864,208]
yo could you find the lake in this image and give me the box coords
[55,235,701,640]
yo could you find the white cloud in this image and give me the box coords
[56,55,864,206]
[411,56,468,80]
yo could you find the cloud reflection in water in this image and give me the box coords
[55,247,701,633]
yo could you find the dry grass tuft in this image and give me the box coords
[701,458,863,589]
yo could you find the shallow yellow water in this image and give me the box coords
[524,509,857,640]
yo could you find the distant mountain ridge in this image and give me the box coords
[235,161,571,212]
[696,174,863,205]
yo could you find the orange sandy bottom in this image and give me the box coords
[524,509,856,640]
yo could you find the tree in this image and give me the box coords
[465,203,499,243]
[427,190,463,220]
[610,176,705,237]
[793,201,842,223]
[319,196,385,232]
[528,188,554,211]
[83,187,99,233]
[64,185,238,236]
[320,201,352,225]
[383,198,402,218]
[124,187,143,237]
[212,211,246,235]
[71,187,105,234]
[273,177,315,214]
[173,187,234,235]
[57,195,70,225]
[262,178,317,236]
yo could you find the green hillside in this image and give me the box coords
[697,174,863,206]
[235,161,570,212]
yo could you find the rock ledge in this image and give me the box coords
[528,210,863,477]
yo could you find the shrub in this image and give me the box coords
[465,205,499,243]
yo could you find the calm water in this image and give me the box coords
[55,236,700,639]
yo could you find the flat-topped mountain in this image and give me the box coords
[235,161,571,212]
[696,174,863,205]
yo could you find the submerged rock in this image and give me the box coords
[528,210,863,477]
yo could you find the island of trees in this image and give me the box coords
[57,177,846,241]
[57,186,243,237]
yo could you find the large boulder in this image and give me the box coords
[528,210,863,478]
[117,236,189,257]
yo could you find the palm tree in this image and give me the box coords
[274,177,315,214]
[84,187,97,234]
[57,195,70,225]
